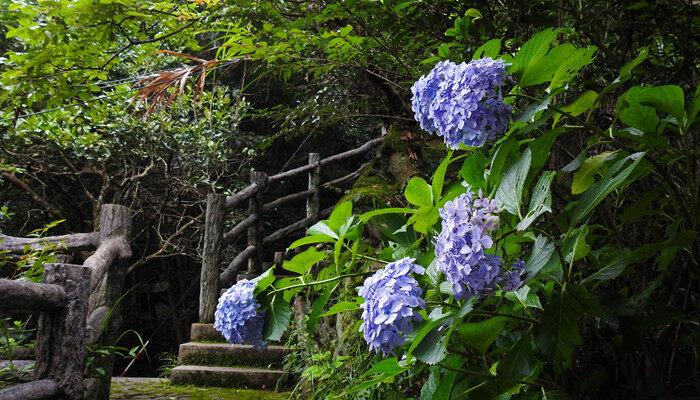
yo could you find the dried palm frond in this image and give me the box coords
[132,50,244,116]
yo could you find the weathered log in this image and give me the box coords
[224,183,258,210]
[85,204,131,400]
[263,216,316,245]
[0,347,34,360]
[219,245,256,287]
[0,279,65,312]
[199,193,225,323]
[318,136,384,166]
[34,263,90,400]
[247,172,267,275]
[267,136,383,184]
[0,379,58,400]
[307,153,321,220]
[323,162,370,188]
[222,213,257,244]
[262,190,313,213]
[0,232,98,253]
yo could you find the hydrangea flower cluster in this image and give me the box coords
[435,189,525,299]
[411,58,511,149]
[214,279,266,347]
[358,257,426,354]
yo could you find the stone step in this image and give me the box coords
[170,365,293,390]
[178,342,291,368]
[190,323,225,342]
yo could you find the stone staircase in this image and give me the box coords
[170,323,294,390]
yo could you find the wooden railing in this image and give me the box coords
[199,135,385,323]
[0,204,132,400]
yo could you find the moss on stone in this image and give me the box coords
[110,379,290,400]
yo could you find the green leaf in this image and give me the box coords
[409,205,439,234]
[306,283,337,333]
[553,90,598,126]
[364,358,407,375]
[618,47,648,83]
[582,249,630,284]
[263,295,292,341]
[511,28,557,77]
[251,267,276,295]
[563,225,590,263]
[495,148,531,216]
[473,38,501,60]
[455,317,507,354]
[288,234,336,249]
[413,325,448,365]
[321,300,361,317]
[571,151,618,194]
[282,247,326,275]
[328,201,353,232]
[571,152,645,226]
[488,137,519,190]
[517,171,554,230]
[525,235,556,279]
[497,334,533,384]
[459,151,488,190]
[548,46,596,91]
[359,207,416,223]
[619,102,660,133]
[405,177,433,206]
[520,43,576,87]
[432,152,452,201]
[307,221,339,240]
[535,290,584,364]
[529,128,562,178]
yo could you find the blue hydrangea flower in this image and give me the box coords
[214,279,266,347]
[435,190,502,299]
[411,58,511,149]
[358,257,426,354]
[501,259,525,292]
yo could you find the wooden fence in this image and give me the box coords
[199,135,385,323]
[0,204,132,400]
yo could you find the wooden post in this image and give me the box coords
[247,171,268,275]
[34,263,91,400]
[200,193,225,323]
[307,153,321,220]
[274,251,284,266]
[85,204,131,400]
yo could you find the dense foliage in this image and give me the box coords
[1,0,698,398]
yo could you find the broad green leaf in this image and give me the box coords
[582,249,630,284]
[525,235,556,279]
[497,334,533,384]
[306,283,337,333]
[488,137,519,190]
[364,358,407,375]
[321,300,361,317]
[553,90,598,126]
[405,177,433,207]
[455,317,507,354]
[618,47,648,82]
[571,151,618,194]
[413,325,447,365]
[328,201,353,232]
[619,85,686,124]
[495,148,532,216]
[511,28,557,76]
[409,205,439,234]
[529,128,562,178]
[307,221,338,239]
[535,290,583,364]
[571,152,645,226]
[283,247,326,275]
[459,151,487,190]
[563,225,590,263]
[517,171,554,230]
[619,102,660,133]
[359,207,416,223]
[472,38,501,60]
[520,43,576,87]
[263,295,292,341]
[549,46,596,91]
[432,151,452,201]
[252,266,276,295]
[288,234,336,249]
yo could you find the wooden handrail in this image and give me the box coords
[223,213,258,244]
[219,245,256,286]
[263,189,314,212]
[0,232,99,253]
[0,279,66,312]
[225,183,259,210]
